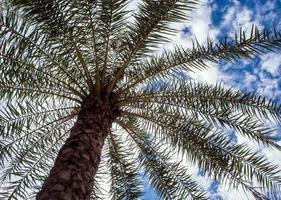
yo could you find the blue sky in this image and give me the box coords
[141,0,281,199]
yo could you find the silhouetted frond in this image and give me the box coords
[118,116,281,199]
[119,80,281,150]
[106,132,143,200]
[1,1,281,199]
[117,119,208,200]
[118,26,281,94]
[0,127,71,199]
[106,0,200,94]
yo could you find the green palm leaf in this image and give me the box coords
[0,1,281,199]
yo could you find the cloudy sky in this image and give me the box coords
[139,0,281,199]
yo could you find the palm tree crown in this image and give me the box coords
[1,0,281,199]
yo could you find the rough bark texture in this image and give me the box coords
[37,97,119,200]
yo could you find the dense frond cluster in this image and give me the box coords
[1,0,281,199]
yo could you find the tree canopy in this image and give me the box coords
[1,0,281,199]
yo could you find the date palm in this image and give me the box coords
[1,0,281,199]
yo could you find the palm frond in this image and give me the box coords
[123,0,199,58]
[118,26,281,94]
[106,132,142,200]
[0,127,71,199]
[106,0,199,95]
[98,0,130,87]
[9,0,78,38]
[1,1,281,199]
[119,80,281,149]
[0,5,89,96]
[90,170,108,200]
[90,145,110,200]
[0,101,78,169]
[119,80,281,122]
[119,114,281,199]
[117,119,208,200]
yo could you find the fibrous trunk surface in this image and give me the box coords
[37,97,118,200]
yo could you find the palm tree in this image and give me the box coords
[1,0,281,199]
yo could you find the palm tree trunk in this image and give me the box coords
[37,99,118,200]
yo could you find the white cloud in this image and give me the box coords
[223,5,255,28]
[181,0,219,45]
[221,0,263,36]
[187,1,219,44]
[255,0,278,25]
[156,0,219,52]
[126,0,140,13]
[257,73,281,99]
[177,1,222,85]
[261,52,281,75]
[217,184,255,200]
[243,72,258,86]
[189,63,221,85]
[263,141,281,166]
